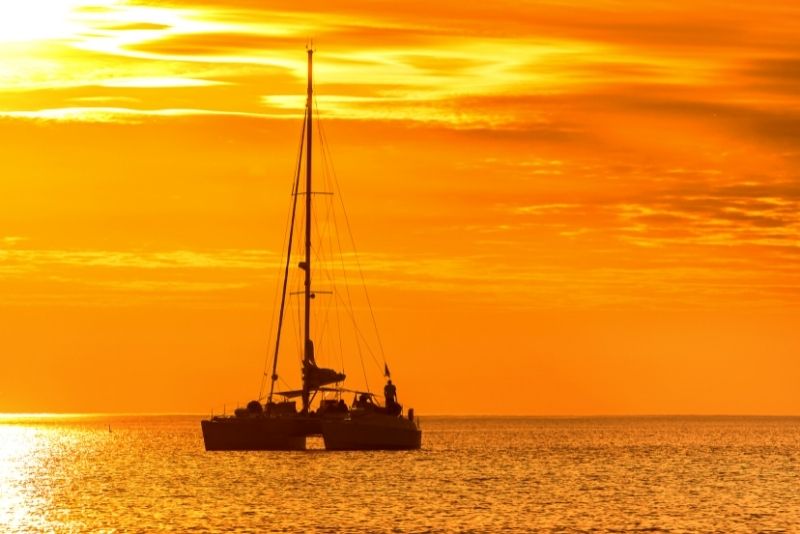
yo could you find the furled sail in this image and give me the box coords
[303,340,345,389]
[303,364,346,390]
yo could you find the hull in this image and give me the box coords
[321,414,422,450]
[201,416,320,451]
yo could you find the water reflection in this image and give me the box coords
[0,425,40,530]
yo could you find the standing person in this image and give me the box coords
[384,379,399,414]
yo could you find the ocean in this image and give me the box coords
[0,415,797,532]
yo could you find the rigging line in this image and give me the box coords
[308,213,338,293]
[317,113,388,365]
[312,237,331,345]
[322,168,348,377]
[291,175,307,367]
[309,114,344,374]
[334,289,371,393]
[326,211,346,377]
[321,153,346,375]
[266,107,307,408]
[259,109,307,401]
[335,277,345,375]
[258,226,290,398]
[277,375,291,391]
[332,288,383,370]
[332,246,345,375]
[314,106,354,313]
[316,129,380,383]
[320,179,343,373]
[314,251,339,368]
[313,95,372,391]
[293,281,303,365]
[316,124,382,375]
[287,211,302,366]
[319,311,337,371]
[317,101,368,382]
[331,284,382,374]
[292,285,302,364]
[310,165,336,292]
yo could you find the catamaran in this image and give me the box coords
[201,49,421,451]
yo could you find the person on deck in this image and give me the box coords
[355,393,371,409]
[384,379,400,415]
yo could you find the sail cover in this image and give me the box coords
[303,363,346,390]
[301,340,346,389]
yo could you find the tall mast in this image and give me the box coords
[302,48,314,413]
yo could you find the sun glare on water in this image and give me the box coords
[0,425,39,528]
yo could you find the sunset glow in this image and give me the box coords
[1,0,798,415]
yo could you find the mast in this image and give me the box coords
[301,48,314,413]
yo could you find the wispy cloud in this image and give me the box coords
[2,0,799,312]
[99,77,229,88]
[0,249,274,270]
[0,107,275,123]
[1,236,27,246]
[9,0,783,127]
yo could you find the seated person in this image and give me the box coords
[354,393,373,410]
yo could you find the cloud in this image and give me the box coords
[99,77,229,88]
[1,236,27,246]
[101,22,172,31]
[0,248,279,304]
[126,32,300,56]
[2,0,800,312]
[0,107,276,123]
[0,249,275,270]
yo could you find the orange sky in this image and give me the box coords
[1,0,798,415]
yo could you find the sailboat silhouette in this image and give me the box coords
[201,49,421,451]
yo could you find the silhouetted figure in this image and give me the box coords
[384,380,401,415]
[384,380,396,404]
[355,393,372,409]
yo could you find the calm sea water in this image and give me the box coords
[0,415,798,532]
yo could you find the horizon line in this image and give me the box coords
[1,412,799,419]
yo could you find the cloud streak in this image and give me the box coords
[1,0,798,312]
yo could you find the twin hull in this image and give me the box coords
[201,417,316,451]
[201,414,421,451]
[321,415,422,450]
